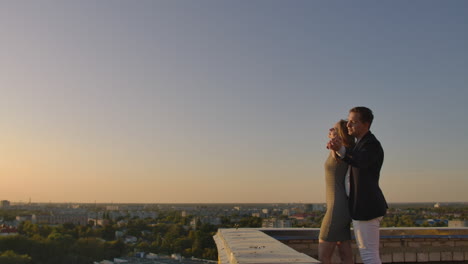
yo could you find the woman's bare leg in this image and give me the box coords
[319,240,337,264]
[337,240,353,264]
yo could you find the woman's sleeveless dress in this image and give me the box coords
[319,152,352,241]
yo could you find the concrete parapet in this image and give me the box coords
[441,252,453,261]
[213,228,320,264]
[454,251,465,261]
[429,252,441,262]
[381,252,393,263]
[393,252,405,262]
[405,252,417,262]
[215,227,468,263]
[417,252,429,262]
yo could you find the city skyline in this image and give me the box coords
[1,1,467,203]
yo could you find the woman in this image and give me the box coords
[319,120,355,264]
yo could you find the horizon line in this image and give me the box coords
[4,201,468,205]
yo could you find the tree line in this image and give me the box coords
[0,210,263,264]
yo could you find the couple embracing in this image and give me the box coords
[319,106,388,264]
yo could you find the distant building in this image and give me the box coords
[95,254,160,264]
[448,220,468,227]
[146,253,158,260]
[434,202,441,208]
[190,216,221,229]
[416,219,449,226]
[33,213,88,225]
[124,236,138,244]
[313,204,326,212]
[171,254,182,261]
[32,214,51,224]
[117,220,127,227]
[93,260,114,264]
[0,200,10,208]
[0,225,18,236]
[262,218,292,228]
[304,204,314,212]
[128,211,158,219]
[115,231,124,239]
[290,213,307,220]
[106,205,119,211]
[304,203,325,212]
[88,218,110,227]
[16,215,33,222]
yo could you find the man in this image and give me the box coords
[328,106,387,264]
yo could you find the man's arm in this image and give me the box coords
[335,145,346,158]
[341,141,382,169]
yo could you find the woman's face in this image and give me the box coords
[328,126,339,139]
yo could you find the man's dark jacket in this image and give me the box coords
[342,131,388,220]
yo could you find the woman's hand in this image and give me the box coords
[327,136,342,151]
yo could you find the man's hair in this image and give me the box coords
[350,106,374,127]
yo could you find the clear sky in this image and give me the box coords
[1,1,467,203]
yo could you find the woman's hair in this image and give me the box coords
[337,119,355,148]
[332,119,355,161]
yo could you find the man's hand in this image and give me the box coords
[327,136,342,151]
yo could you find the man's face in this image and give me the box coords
[347,112,369,138]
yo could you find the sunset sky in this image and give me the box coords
[1,1,467,203]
